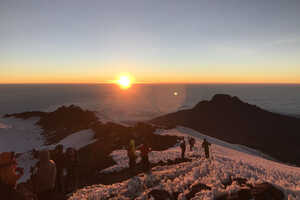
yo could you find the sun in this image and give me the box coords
[117,75,132,89]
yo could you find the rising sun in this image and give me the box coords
[117,75,132,89]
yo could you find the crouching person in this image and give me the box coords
[32,150,56,200]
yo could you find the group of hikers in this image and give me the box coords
[127,137,212,172]
[0,145,79,200]
[0,137,211,200]
[180,137,211,159]
[127,139,152,171]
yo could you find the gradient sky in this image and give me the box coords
[1,0,300,84]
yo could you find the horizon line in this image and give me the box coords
[1,82,300,85]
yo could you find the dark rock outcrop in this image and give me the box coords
[148,189,173,200]
[4,105,99,143]
[151,94,300,166]
[186,183,211,199]
[39,105,98,143]
[251,182,285,200]
[221,177,252,189]
[216,182,285,200]
[91,122,179,151]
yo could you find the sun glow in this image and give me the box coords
[116,75,132,89]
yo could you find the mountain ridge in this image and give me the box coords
[151,94,300,166]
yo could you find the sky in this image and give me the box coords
[1,0,300,84]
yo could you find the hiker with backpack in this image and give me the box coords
[137,143,151,171]
[127,139,137,169]
[31,150,57,200]
[188,137,196,151]
[65,147,79,193]
[180,138,186,159]
[202,138,211,159]
[52,145,66,194]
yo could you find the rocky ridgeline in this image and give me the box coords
[151,94,300,166]
[4,105,98,143]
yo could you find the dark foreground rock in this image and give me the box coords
[151,94,300,166]
[186,183,211,200]
[216,182,285,200]
[221,177,252,189]
[146,182,211,200]
[148,189,173,200]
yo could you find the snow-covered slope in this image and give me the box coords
[0,116,97,183]
[16,129,97,184]
[69,127,300,200]
[0,117,45,153]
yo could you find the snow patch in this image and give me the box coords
[0,117,45,153]
[53,129,97,150]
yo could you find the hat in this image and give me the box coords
[0,152,15,168]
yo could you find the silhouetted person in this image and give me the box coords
[53,145,65,194]
[180,139,186,159]
[202,139,211,159]
[127,139,136,169]
[189,137,196,151]
[32,150,56,200]
[0,152,26,200]
[65,148,79,193]
[137,143,151,171]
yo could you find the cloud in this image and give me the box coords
[268,37,300,46]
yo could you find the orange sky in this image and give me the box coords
[1,72,299,84]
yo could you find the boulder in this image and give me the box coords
[251,182,284,200]
[148,189,173,200]
[185,183,211,200]
[216,182,284,200]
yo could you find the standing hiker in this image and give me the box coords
[137,143,151,171]
[202,139,211,159]
[52,144,65,194]
[32,150,56,200]
[180,138,186,159]
[65,148,79,193]
[188,137,196,151]
[127,139,137,169]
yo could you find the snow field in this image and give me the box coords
[69,127,300,200]
[0,117,97,183]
